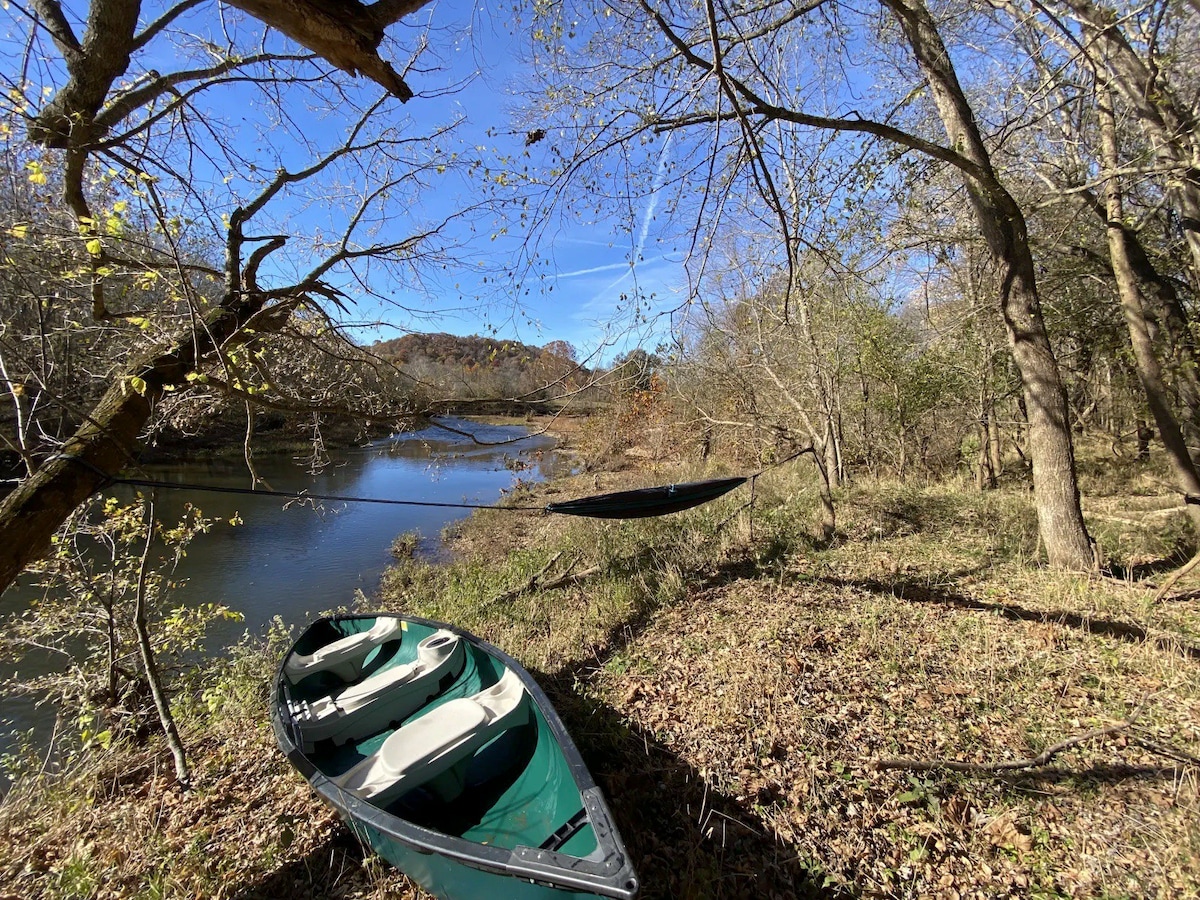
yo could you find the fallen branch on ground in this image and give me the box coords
[871,701,1148,774]
[487,551,565,605]
[1154,549,1200,602]
[534,565,602,593]
[485,552,601,606]
[1130,734,1200,767]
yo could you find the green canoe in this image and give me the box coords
[271,613,639,900]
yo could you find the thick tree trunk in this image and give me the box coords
[884,0,1094,568]
[1066,186,1200,451]
[1118,224,1200,453]
[1097,80,1200,526]
[0,302,260,594]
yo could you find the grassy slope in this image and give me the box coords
[2,443,1199,899]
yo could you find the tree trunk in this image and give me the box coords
[133,498,189,787]
[810,447,837,542]
[987,408,1003,478]
[1060,0,1200,287]
[978,382,997,490]
[1136,422,1153,461]
[0,300,263,594]
[985,355,1003,477]
[1096,79,1200,526]
[822,410,840,490]
[104,591,118,706]
[1119,228,1200,456]
[1066,185,1200,451]
[884,0,1095,569]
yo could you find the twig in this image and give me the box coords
[872,701,1147,774]
[487,551,566,606]
[535,566,602,593]
[1130,734,1200,767]
[1154,549,1200,602]
[134,496,190,789]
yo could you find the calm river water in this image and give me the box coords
[0,418,565,766]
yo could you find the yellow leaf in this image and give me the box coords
[86,238,102,256]
[112,200,128,214]
[8,224,26,239]
[129,375,147,395]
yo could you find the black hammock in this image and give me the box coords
[544,476,748,519]
[57,454,753,520]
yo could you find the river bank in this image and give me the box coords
[2,437,1199,898]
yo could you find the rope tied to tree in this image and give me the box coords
[43,444,812,519]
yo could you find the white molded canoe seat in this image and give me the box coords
[285,618,404,683]
[292,630,464,751]
[332,668,528,808]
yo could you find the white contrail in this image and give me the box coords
[559,261,637,279]
[635,132,673,261]
[559,254,667,279]
[580,133,675,308]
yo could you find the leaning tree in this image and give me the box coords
[0,0,480,592]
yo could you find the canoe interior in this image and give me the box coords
[284,617,599,860]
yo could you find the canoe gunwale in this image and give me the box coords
[272,613,639,900]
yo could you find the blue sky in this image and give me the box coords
[2,0,687,362]
[250,1,688,360]
[367,6,687,361]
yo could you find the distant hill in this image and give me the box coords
[373,333,566,371]
[371,333,593,406]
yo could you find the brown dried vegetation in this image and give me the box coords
[3,444,1200,899]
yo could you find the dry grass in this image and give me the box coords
[3,450,1200,899]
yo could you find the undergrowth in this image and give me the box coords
[2,456,1199,898]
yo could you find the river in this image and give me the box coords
[0,417,566,770]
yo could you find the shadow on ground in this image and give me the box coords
[530,550,843,897]
[536,666,841,900]
[822,573,1200,660]
[231,828,369,900]
[231,550,844,899]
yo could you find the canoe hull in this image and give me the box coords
[272,613,638,900]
